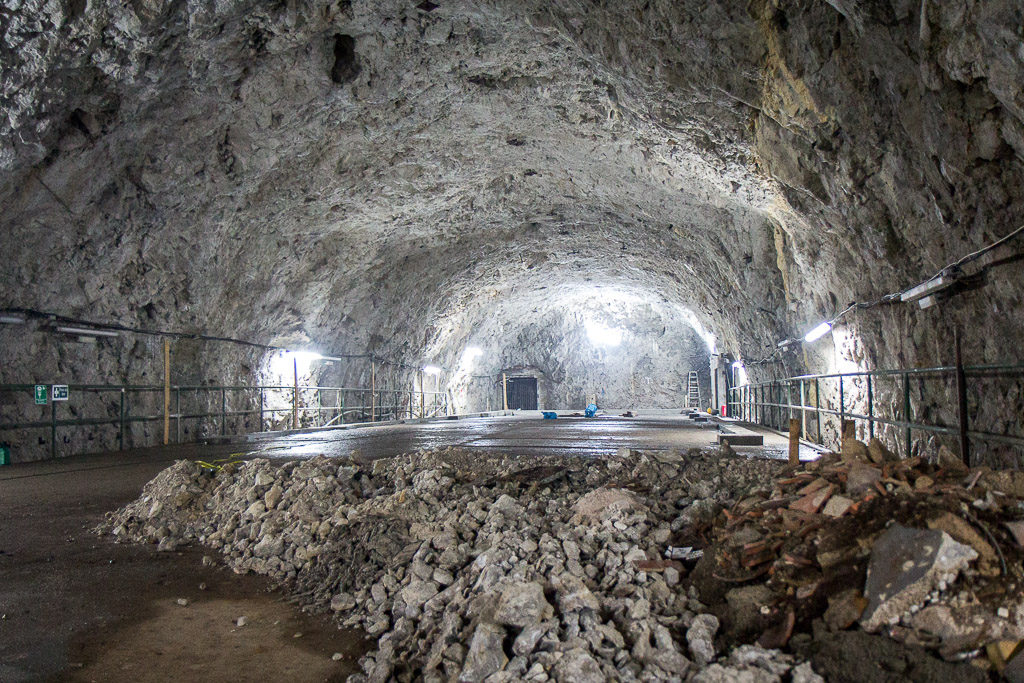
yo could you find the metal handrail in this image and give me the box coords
[0,382,450,459]
[727,362,1024,465]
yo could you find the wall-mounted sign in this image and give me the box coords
[51,385,69,401]
[34,385,48,405]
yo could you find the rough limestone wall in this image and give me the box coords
[1,0,1022,461]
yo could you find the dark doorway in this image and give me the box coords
[506,376,538,410]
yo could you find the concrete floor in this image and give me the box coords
[243,413,820,461]
[0,414,811,682]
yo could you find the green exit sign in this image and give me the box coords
[34,385,48,405]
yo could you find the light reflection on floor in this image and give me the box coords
[241,414,821,463]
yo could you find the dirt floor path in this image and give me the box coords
[0,447,365,682]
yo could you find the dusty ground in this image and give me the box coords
[0,445,365,682]
[3,414,788,681]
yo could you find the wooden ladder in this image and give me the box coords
[686,371,701,410]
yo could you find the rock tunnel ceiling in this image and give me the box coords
[1,0,1023,408]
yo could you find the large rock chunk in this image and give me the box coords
[572,487,645,523]
[459,622,507,682]
[553,648,604,683]
[845,463,882,497]
[860,525,978,632]
[494,581,552,627]
[553,574,600,613]
[687,613,720,666]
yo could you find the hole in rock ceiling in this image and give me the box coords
[330,34,360,85]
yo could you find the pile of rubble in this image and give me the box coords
[101,447,821,681]
[692,438,1024,678]
[99,440,1024,680]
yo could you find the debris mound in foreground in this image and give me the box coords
[99,445,1022,680]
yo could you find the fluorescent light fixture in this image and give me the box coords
[289,351,323,363]
[803,321,832,343]
[423,365,442,375]
[0,314,25,324]
[55,325,119,338]
[731,360,744,369]
[900,275,954,303]
[585,320,623,347]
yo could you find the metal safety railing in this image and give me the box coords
[0,383,449,459]
[727,363,1024,465]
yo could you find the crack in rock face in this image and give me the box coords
[1,0,1023,458]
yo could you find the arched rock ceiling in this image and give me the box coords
[2,0,1023,383]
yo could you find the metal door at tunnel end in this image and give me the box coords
[506,377,538,410]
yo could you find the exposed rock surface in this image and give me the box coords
[3,0,1024,460]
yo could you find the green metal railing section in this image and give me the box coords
[0,383,449,459]
[727,363,1024,465]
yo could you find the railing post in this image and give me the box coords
[257,387,263,433]
[118,388,125,451]
[293,356,300,430]
[800,379,806,438]
[176,387,181,443]
[787,380,793,422]
[867,375,874,440]
[163,339,171,445]
[955,329,970,466]
[838,375,845,448]
[776,382,782,430]
[50,398,57,459]
[903,371,912,458]
[814,378,821,445]
[221,387,227,436]
[340,388,345,424]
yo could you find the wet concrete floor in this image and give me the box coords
[0,413,811,681]
[244,413,820,462]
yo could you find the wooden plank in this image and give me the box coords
[788,417,800,465]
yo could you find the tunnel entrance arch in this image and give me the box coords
[505,376,539,410]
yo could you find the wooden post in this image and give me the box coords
[371,358,376,422]
[788,418,800,466]
[501,373,508,411]
[292,355,299,430]
[842,419,856,442]
[163,339,170,445]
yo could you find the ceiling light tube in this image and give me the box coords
[423,365,442,375]
[0,314,26,324]
[803,321,832,343]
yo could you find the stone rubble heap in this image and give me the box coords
[100,439,1024,680]
[101,446,822,681]
[691,438,1024,676]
